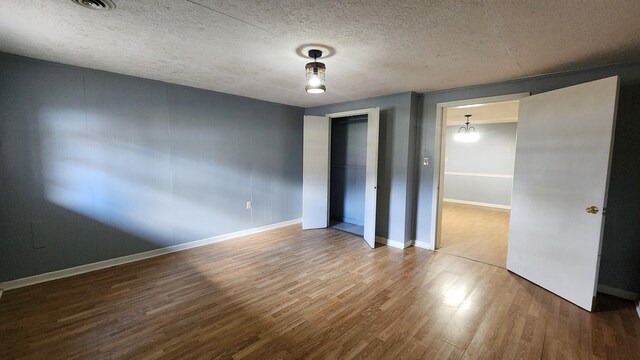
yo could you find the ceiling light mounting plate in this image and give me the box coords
[308,49,323,59]
[71,0,116,10]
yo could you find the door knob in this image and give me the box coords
[586,206,599,214]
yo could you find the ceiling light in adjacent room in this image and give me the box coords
[454,114,479,142]
[305,49,326,94]
[71,0,116,10]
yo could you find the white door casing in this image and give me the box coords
[507,76,619,311]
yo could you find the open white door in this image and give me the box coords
[302,115,331,229]
[507,76,619,311]
[363,108,380,248]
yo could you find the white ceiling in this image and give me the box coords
[446,100,520,126]
[1,1,639,108]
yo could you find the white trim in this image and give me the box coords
[430,92,530,250]
[597,284,640,301]
[443,198,511,210]
[444,171,513,179]
[636,301,640,319]
[0,218,302,291]
[325,107,378,118]
[414,240,430,249]
[375,236,413,249]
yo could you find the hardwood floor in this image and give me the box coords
[1,225,639,359]
[439,202,510,267]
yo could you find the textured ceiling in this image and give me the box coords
[446,100,519,125]
[1,1,640,107]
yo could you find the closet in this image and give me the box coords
[302,107,380,248]
[329,116,367,236]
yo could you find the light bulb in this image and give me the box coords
[308,75,321,87]
[454,132,479,143]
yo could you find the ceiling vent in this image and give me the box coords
[71,0,116,10]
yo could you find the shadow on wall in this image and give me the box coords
[37,106,298,248]
[375,108,392,238]
[599,83,640,293]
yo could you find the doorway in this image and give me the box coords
[437,100,519,267]
[329,116,367,236]
[302,107,380,248]
[430,78,618,311]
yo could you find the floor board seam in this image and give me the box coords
[435,250,506,269]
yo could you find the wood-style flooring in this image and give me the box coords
[1,225,639,359]
[440,202,510,267]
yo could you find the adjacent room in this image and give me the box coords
[1,1,639,359]
[437,100,520,267]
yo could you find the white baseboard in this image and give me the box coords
[443,198,511,210]
[413,240,432,250]
[597,284,640,301]
[0,218,302,291]
[375,236,413,249]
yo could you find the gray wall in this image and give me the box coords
[0,53,304,282]
[443,123,517,206]
[306,92,417,243]
[2,51,638,296]
[416,63,640,294]
[330,117,367,225]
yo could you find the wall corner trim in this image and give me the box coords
[597,284,640,301]
[0,218,302,292]
[375,236,413,249]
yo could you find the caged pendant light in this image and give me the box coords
[305,49,326,93]
[454,114,480,143]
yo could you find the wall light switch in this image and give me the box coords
[246,200,252,209]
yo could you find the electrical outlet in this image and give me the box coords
[423,157,429,166]
[246,200,252,209]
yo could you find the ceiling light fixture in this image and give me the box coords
[305,49,326,94]
[71,0,116,10]
[454,115,479,143]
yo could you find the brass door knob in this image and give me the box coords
[586,206,599,214]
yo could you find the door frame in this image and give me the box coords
[325,107,379,246]
[429,93,530,250]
